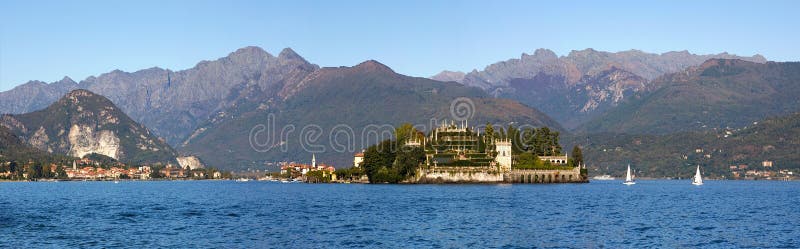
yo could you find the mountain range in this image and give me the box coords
[432,49,767,127]
[579,59,800,134]
[0,47,318,145]
[181,60,561,168]
[1,46,797,174]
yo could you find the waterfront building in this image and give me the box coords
[407,120,585,183]
[353,152,364,168]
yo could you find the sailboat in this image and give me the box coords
[692,165,704,185]
[623,164,635,185]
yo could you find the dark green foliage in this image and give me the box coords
[334,166,364,181]
[571,146,583,166]
[362,137,425,183]
[1,126,77,179]
[520,127,562,156]
[306,170,330,183]
[569,112,800,178]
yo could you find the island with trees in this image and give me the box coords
[351,120,588,184]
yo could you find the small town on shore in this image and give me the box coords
[2,119,796,183]
[0,155,231,181]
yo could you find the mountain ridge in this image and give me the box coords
[182,59,563,169]
[429,48,768,128]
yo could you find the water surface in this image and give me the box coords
[1,180,797,248]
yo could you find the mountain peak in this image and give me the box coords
[533,48,558,58]
[55,76,77,85]
[229,46,272,58]
[278,47,302,60]
[354,60,394,73]
[430,70,466,82]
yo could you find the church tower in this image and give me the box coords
[495,138,512,172]
[312,154,317,168]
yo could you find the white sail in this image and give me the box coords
[624,164,635,185]
[692,165,703,185]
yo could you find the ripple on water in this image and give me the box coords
[1,180,798,248]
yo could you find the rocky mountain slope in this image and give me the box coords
[0,125,75,164]
[1,90,177,164]
[182,60,563,169]
[579,59,800,134]
[0,47,319,145]
[434,49,767,127]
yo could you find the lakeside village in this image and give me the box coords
[0,155,231,181]
[273,120,589,184]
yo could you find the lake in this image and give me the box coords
[0,180,798,248]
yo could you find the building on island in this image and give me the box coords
[353,152,364,168]
[404,120,586,184]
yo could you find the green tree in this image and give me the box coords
[395,146,424,178]
[394,123,417,142]
[571,145,583,167]
[484,123,495,154]
[363,139,396,182]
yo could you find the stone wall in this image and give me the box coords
[504,168,587,183]
[412,166,587,184]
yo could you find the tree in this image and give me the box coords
[363,139,396,182]
[506,124,523,154]
[571,145,583,167]
[521,128,535,152]
[485,123,495,154]
[56,165,67,179]
[395,146,424,178]
[394,123,417,143]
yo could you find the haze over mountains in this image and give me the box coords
[432,49,768,127]
[1,46,797,174]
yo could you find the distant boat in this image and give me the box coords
[592,175,615,180]
[280,180,290,183]
[623,164,636,185]
[692,165,704,186]
[235,178,250,182]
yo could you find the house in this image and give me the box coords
[353,152,364,168]
[762,160,773,167]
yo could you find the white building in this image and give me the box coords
[353,152,364,168]
[495,138,512,172]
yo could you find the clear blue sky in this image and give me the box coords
[1,0,798,91]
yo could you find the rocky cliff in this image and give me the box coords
[0,90,178,164]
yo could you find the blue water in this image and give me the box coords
[0,180,798,248]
